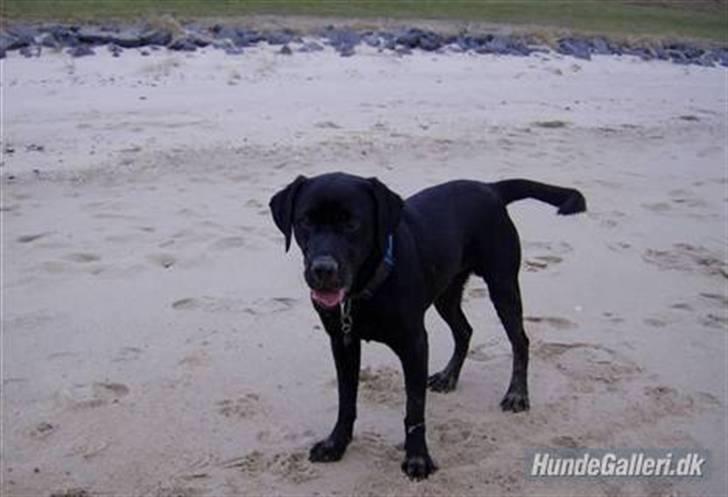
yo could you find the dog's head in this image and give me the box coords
[270,173,403,309]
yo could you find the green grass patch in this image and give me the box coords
[3,0,727,42]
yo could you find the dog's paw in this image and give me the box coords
[309,437,348,463]
[401,453,438,480]
[427,371,458,393]
[500,390,530,412]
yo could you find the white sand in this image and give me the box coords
[2,44,726,497]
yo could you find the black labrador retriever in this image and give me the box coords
[270,172,586,479]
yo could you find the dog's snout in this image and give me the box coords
[311,256,339,282]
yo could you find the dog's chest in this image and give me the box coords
[348,301,396,343]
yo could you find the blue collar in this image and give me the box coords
[348,234,395,301]
[383,234,395,268]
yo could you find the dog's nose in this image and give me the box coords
[311,256,339,283]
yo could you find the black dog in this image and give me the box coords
[270,173,585,479]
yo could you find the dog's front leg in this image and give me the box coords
[397,331,438,479]
[309,331,361,463]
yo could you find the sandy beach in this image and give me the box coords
[2,42,726,496]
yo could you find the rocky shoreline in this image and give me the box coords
[2,19,727,67]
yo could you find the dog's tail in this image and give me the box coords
[492,179,586,215]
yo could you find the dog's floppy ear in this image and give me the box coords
[269,175,307,252]
[368,177,404,256]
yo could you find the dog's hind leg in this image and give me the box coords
[428,274,473,393]
[478,221,530,412]
[486,275,529,412]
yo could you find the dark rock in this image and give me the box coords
[109,33,145,48]
[265,30,296,45]
[236,30,265,47]
[210,25,235,40]
[323,28,360,56]
[456,34,498,52]
[140,28,172,47]
[108,44,123,57]
[0,33,30,52]
[5,25,37,48]
[19,45,41,58]
[224,46,244,55]
[623,46,655,61]
[0,48,5,59]
[395,28,422,48]
[140,49,150,56]
[339,46,355,57]
[189,33,213,47]
[362,33,380,48]
[392,28,444,51]
[68,45,95,57]
[418,32,444,51]
[474,35,531,56]
[557,38,592,60]
[666,49,688,64]
[590,37,611,55]
[298,41,324,53]
[38,33,61,48]
[77,27,114,45]
[653,47,669,60]
[44,25,80,47]
[168,38,197,51]
[279,44,292,55]
[710,48,728,67]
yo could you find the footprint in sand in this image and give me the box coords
[171,296,297,314]
[433,418,474,445]
[221,450,318,484]
[642,243,726,279]
[699,292,728,308]
[524,315,577,330]
[642,201,672,213]
[669,302,693,311]
[643,385,696,417]
[668,188,708,209]
[534,342,642,393]
[216,393,265,420]
[587,210,626,229]
[352,431,402,464]
[644,192,709,214]
[699,313,728,330]
[643,317,668,328]
[468,341,509,362]
[57,381,130,409]
[550,434,583,448]
[606,241,632,253]
[210,236,247,250]
[357,366,403,407]
[28,421,58,440]
[64,253,102,263]
[17,232,50,243]
[524,255,564,272]
[601,311,625,324]
[523,240,573,255]
[112,346,144,363]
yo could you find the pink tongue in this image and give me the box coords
[311,289,346,308]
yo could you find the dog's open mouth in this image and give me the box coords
[311,288,346,309]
